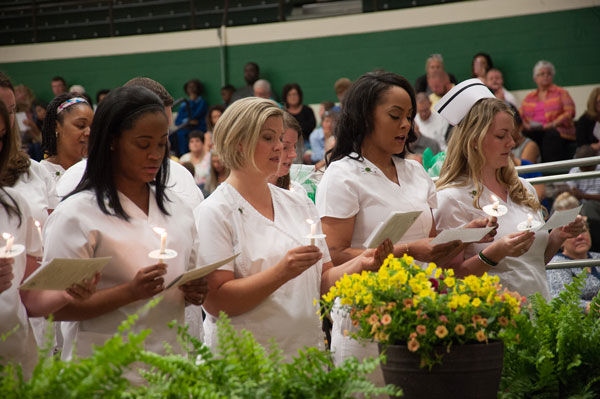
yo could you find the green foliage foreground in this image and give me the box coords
[0,304,400,399]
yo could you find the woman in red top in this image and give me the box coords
[520,60,576,162]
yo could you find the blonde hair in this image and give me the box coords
[585,87,600,121]
[436,97,541,211]
[553,192,580,212]
[212,97,283,171]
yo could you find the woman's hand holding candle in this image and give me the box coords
[0,257,14,293]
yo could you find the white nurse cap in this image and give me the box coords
[434,78,495,126]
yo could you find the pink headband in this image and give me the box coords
[57,97,88,114]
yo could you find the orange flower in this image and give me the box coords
[386,302,397,310]
[381,314,392,325]
[407,338,420,352]
[409,332,417,339]
[438,315,449,324]
[403,298,413,308]
[368,314,379,325]
[498,316,508,327]
[476,329,487,342]
[416,325,427,335]
[435,325,448,339]
[454,324,465,335]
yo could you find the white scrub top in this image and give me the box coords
[42,187,199,360]
[316,154,437,248]
[194,182,330,358]
[0,187,43,377]
[56,159,204,210]
[40,159,66,183]
[315,154,437,385]
[13,160,59,225]
[434,179,550,300]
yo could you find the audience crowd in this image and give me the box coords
[1,51,598,382]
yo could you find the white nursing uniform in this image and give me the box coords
[40,159,66,183]
[434,179,550,299]
[316,154,437,384]
[194,182,329,359]
[42,187,199,361]
[13,160,59,225]
[56,159,204,210]
[0,188,43,378]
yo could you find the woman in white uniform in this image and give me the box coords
[434,91,584,300]
[43,86,208,368]
[40,94,93,182]
[195,98,391,359]
[316,71,492,384]
[0,101,94,377]
[269,112,307,197]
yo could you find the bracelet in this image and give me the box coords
[478,250,498,267]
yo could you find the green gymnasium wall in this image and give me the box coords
[0,6,598,107]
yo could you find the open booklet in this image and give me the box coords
[537,204,583,231]
[430,226,494,245]
[364,210,423,249]
[165,253,240,289]
[19,257,111,291]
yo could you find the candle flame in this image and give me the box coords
[2,232,12,240]
[306,219,314,225]
[152,227,166,235]
[491,194,499,202]
[35,220,41,228]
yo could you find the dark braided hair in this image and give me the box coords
[42,93,91,157]
[0,101,22,225]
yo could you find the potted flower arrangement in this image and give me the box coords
[320,254,525,399]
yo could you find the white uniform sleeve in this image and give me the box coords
[193,201,235,272]
[433,189,472,232]
[38,163,59,210]
[14,192,43,258]
[315,163,360,219]
[42,206,95,265]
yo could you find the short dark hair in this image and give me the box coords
[68,86,170,221]
[221,84,235,92]
[51,76,66,85]
[188,130,204,142]
[42,93,92,157]
[184,79,204,96]
[328,70,416,164]
[123,77,174,107]
[96,89,110,103]
[206,104,225,132]
[282,83,304,107]
[471,52,494,77]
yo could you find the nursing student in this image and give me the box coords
[42,87,208,374]
[434,82,585,300]
[0,101,95,378]
[194,97,392,358]
[315,71,493,384]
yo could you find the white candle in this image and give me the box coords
[306,219,316,245]
[527,213,533,227]
[34,220,43,246]
[153,227,167,254]
[491,195,499,211]
[2,232,14,253]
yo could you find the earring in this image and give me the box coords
[55,131,59,138]
[110,145,115,151]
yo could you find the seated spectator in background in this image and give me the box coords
[253,79,274,100]
[427,71,453,109]
[548,193,600,313]
[51,76,67,96]
[179,131,211,191]
[575,87,600,152]
[282,83,316,145]
[96,89,110,106]
[414,54,457,94]
[487,68,518,108]
[306,110,336,165]
[406,121,441,164]
[206,149,229,195]
[568,145,600,214]
[23,99,47,161]
[69,84,86,96]
[332,77,351,112]
[232,62,260,102]
[520,60,576,162]
[414,92,449,151]
[471,52,494,83]
[510,106,544,200]
[319,100,335,120]
[204,104,225,152]
[221,84,235,107]
[173,79,207,156]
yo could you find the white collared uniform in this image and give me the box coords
[40,159,66,183]
[0,188,43,378]
[194,182,329,358]
[434,179,550,299]
[316,154,437,384]
[42,187,199,360]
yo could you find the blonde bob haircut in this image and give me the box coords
[436,97,542,212]
[212,97,284,171]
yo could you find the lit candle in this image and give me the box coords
[34,220,43,246]
[2,232,14,254]
[491,195,499,211]
[527,213,533,227]
[153,227,167,254]
[306,219,316,245]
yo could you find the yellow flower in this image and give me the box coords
[435,325,448,338]
[445,277,455,288]
[416,325,427,335]
[476,329,487,342]
[472,298,482,307]
[425,263,436,276]
[454,324,466,335]
[381,314,392,325]
[458,294,470,308]
[434,268,442,279]
[407,338,420,352]
[447,268,455,277]
[340,297,353,306]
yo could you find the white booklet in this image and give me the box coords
[538,205,583,231]
[20,257,111,291]
[166,253,240,289]
[364,211,422,249]
[430,226,494,245]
